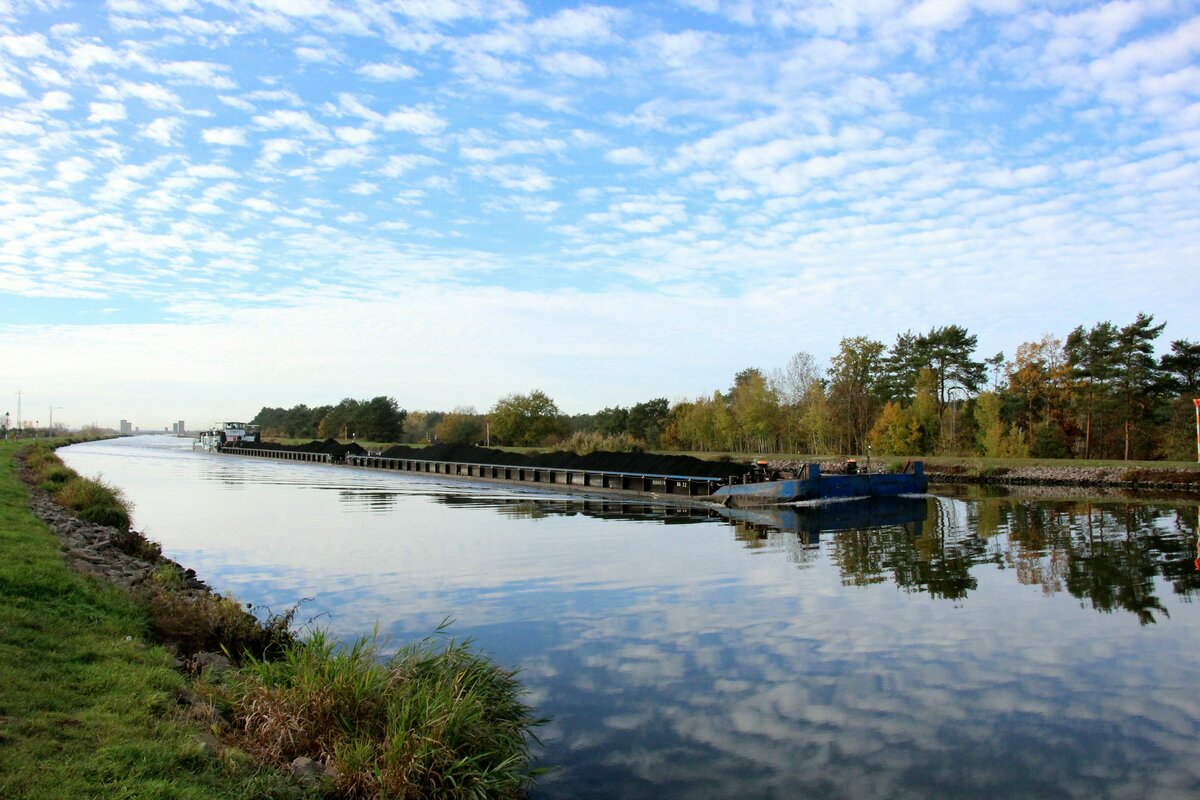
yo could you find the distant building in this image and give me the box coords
[177,420,186,434]
[119,419,132,435]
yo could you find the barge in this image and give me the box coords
[196,422,259,451]
[205,442,927,508]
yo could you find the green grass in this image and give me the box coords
[24,441,135,531]
[218,626,546,798]
[0,440,300,799]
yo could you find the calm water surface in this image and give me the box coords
[61,436,1200,799]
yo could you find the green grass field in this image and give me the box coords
[0,440,298,799]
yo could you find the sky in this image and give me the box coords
[1,0,1198,431]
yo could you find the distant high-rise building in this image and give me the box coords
[178,420,186,434]
[119,419,132,435]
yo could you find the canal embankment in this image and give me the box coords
[2,440,545,799]
[924,463,1200,492]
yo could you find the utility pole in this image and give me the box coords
[16,390,21,438]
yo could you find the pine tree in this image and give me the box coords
[1113,313,1166,460]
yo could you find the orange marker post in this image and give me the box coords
[1195,399,1200,463]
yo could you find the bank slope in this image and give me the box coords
[0,440,296,800]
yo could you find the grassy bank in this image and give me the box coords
[0,439,297,799]
[1,440,545,798]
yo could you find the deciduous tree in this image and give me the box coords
[489,390,566,447]
[828,336,886,454]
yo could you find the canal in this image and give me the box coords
[61,436,1200,799]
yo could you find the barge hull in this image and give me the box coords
[711,462,927,506]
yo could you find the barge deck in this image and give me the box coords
[207,444,927,508]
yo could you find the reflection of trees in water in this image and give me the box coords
[826,498,1199,620]
[976,499,1196,623]
[728,522,822,569]
[1063,505,1167,625]
[828,513,985,600]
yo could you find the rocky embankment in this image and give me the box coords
[29,489,209,595]
[925,464,1200,492]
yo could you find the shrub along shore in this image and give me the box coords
[0,439,545,799]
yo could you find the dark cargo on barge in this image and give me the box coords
[202,438,928,508]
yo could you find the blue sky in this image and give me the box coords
[2,0,1198,430]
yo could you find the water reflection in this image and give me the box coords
[58,438,1200,800]
[384,485,1200,623]
[336,490,399,512]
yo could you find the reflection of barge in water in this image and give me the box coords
[431,493,929,543]
[207,442,927,509]
[719,495,929,542]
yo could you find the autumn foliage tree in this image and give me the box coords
[488,390,566,447]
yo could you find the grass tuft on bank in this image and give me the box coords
[217,625,546,798]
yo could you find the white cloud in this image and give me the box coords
[54,156,93,184]
[0,32,53,58]
[99,80,182,109]
[335,126,374,145]
[88,101,126,123]
[258,137,304,166]
[202,127,248,146]
[253,108,330,139]
[380,153,437,177]
[315,146,367,168]
[155,60,236,90]
[0,73,26,97]
[244,197,279,213]
[537,51,607,78]
[381,105,447,135]
[392,0,527,23]
[34,90,72,111]
[606,147,655,167]
[529,5,622,42]
[348,181,378,195]
[977,164,1055,189]
[460,136,565,161]
[296,45,336,63]
[906,0,973,31]
[140,116,181,146]
[186,164,239,179]
[357,62,417,81]
[68,42,124,72]
[470,163,553,192]
[29,64,69,86]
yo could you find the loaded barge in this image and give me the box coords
[202,440,927,508]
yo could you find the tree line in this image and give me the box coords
[251,313,1199,461]
[251,396,406,442]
